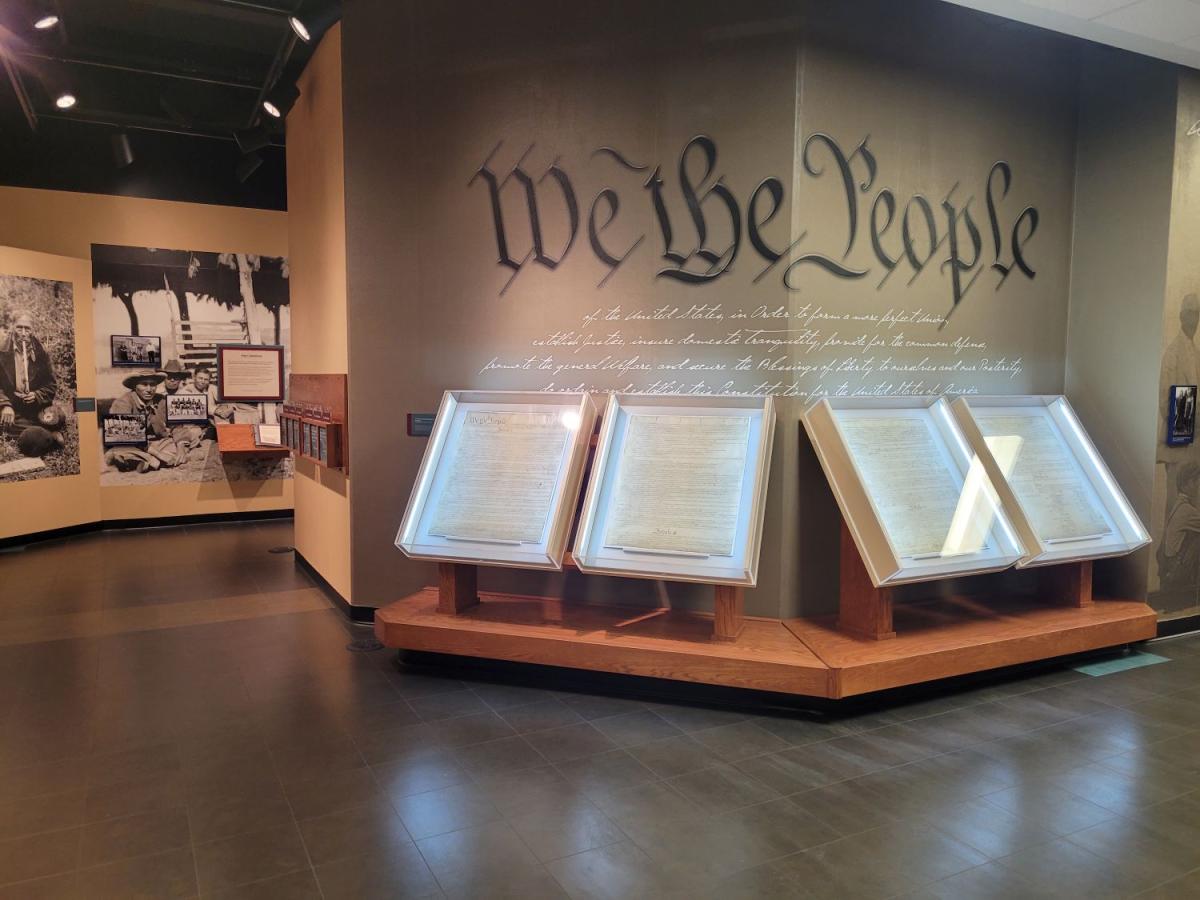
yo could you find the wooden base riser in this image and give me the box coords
[375,589,1157,699]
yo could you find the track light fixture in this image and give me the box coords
[111,132,134,168]
[262,82,299,119]
[288,16,311,42]
[54,92,76,110]
[234,123,272,155]
[34,14,59,29]
[236,153,263,183]
[287,5,341,45]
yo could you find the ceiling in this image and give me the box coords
[0,0,339,208]
[940,0,1200,70]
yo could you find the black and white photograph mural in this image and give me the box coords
[0,273,79,482]
[91,244,292,485]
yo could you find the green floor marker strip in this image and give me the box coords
[1074,651,1169,677]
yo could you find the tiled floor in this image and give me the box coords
[2,521,1200,899]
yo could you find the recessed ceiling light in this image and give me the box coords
[262,100,281,118]
[55,93,76,109]
[288,15,311,42]
[34,14,59,29]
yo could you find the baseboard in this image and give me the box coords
[1156,613,1200,639]
[295,549,374,623]
[0,509,293,550]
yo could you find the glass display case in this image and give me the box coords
[950,395,1150,567]
[572,394,775,586]
[803,396,1025,586]
[395,390,596,570]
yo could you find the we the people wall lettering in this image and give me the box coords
[473,133,1040,323]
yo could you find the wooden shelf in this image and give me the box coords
[374,587,1155,699]
[215,424,289,456]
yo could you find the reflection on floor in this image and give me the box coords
[2,520,1200,899]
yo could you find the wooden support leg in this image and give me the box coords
[713,584,744,642]
[1045,559,1094,608]
[838,522,896,640]
[437,562,479,615]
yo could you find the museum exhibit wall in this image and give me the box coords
[1150,68,1200,619]
[1066,51,1177,607]
[340,0,1080,615]
[0,245,100,540]
[0,186,292,526]
[286,24,353,600]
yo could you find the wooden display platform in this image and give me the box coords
[374,587,1156,699]
[375,588,832,696]
[215,424,289,456]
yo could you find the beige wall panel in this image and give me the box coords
[1148,67,1200,614]
[0,246,99,539]
[287,24,353,599]
[0,186,292,522]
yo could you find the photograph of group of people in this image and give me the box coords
[92,242,291,485]
[0,274,78,482]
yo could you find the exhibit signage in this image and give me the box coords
[474,133,1040,321]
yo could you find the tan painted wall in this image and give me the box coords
[286,24,352,599]
[0,185,292,522]
[0,246,99,539]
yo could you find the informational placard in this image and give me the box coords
[216,344,285,402]
[396,391,596,570]
[803,397,1024,587]
[951,396,1150,567]
[604,414,750,557]
[573,394,775,586]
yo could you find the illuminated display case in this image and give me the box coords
[395,390,596,571]
[950,395,1150,567]
[572,394,775,586]
[803,396,1025,587]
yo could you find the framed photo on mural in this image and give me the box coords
[1168,384,1197,447]
[164,392,209,426]
[110,334,162,368]
[102,413,148,448]
[216,344,285,402]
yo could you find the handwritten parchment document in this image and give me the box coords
[604,414,751,556]
[977,414,1112,542]
[839,415,975,558]
[430,411,568,543]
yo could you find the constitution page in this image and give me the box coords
[430,410,568,543]
[604,414,751,556]
[976,413,1111,543]
[838,415,981,558]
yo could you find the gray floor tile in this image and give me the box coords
[297,800,412,865]
[315,842,441,900]
[627,734,725,779]
[508,797,625,862]
[775,820,989,900]
[690,720,790,762]
[670,762,781,812]
[589,710,682,748]
[545,840,703,900]
[499,699,585,734]
[452,735,547,777]
[523,722,619,763]
[392,783,502,840]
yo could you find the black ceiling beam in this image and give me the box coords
[1,50,38,132]
[244,8,300,129]
[40,109,284,145]
[18,50,262,90]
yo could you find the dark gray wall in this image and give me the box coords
[341,0,1127,615]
